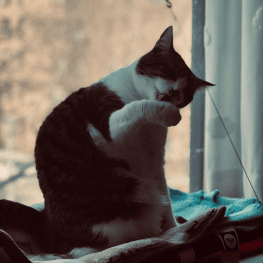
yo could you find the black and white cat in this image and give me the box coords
[0,26,214,260]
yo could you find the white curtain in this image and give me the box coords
[204,0,263,202]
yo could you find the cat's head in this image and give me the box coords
[135,26,215,109]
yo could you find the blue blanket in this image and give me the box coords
[32,188,263,225]
[2,189,263,262]
[170,188,263,227]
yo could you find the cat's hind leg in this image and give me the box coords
[27,247,98,261]
[27,253,68,261]
[68,247,99,258]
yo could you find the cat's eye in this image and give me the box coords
[150,63,169,69]
[177,69,185,78]
[172,90,179,97]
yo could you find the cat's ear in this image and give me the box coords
[153,26,173,52]
[196,79,215,89]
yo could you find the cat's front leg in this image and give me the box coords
[109,100,181,140]
[160,195,177,233]
[145,100,181,128]
[161,204,177,232]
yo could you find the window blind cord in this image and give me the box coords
[165,0,261,204]
[205,83,261,204]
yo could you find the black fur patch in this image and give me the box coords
[34,83,145,253]
[136,26,215,109]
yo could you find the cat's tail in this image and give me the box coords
[0,199,46,262]
[0,199,44,235]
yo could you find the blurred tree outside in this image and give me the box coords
[0,0,192,205]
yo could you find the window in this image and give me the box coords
[0,0,192,205]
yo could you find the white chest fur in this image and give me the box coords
[86,59,178,252]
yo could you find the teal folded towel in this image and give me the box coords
[32,189,263,226]
[170,188,263,227]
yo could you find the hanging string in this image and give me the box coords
[165,0,172,8]
[204,80,261,204]
[166,0,261,204]
[165,0,177,21]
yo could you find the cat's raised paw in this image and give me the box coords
[155,101,181,127]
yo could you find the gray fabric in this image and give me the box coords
[240,0,263,203]
[204,0,263,202]
[26,205,227,263]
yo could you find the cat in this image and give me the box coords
[0,26,214,260]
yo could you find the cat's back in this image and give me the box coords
[34,82,146,253]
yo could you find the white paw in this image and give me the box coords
[155,101,181,127]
